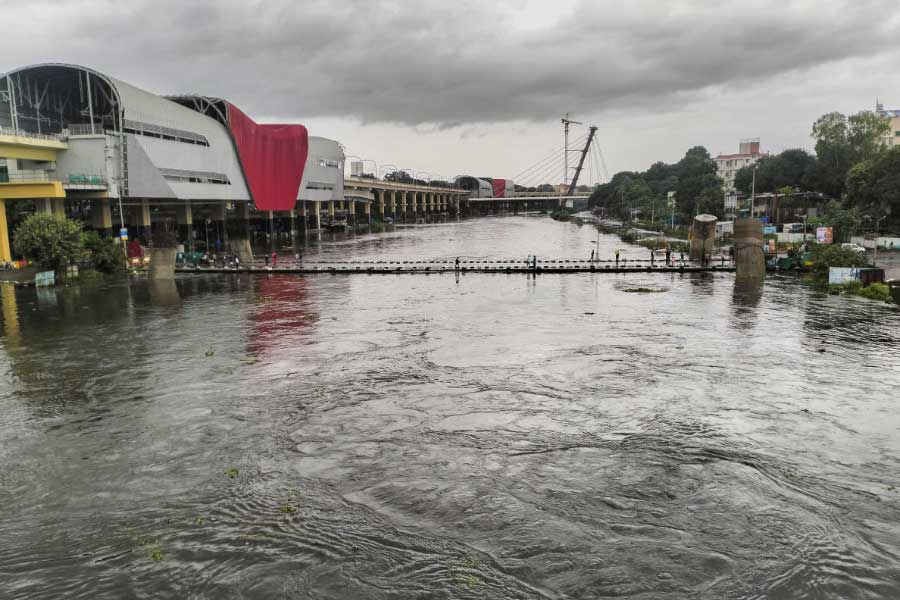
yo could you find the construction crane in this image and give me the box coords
[562,113,582,189]
[568,126,597,195]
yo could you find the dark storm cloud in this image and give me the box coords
[4,0,900,125]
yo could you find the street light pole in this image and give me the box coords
[874,215,886,266]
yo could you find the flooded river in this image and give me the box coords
[1,216,899,599]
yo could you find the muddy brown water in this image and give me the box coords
[1,216,899,599]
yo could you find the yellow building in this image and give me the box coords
[0,130,68,262]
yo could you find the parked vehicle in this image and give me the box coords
[841,242,867,254]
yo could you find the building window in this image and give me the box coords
[160,168,230,185]
[306,181,335,190]
[895,131,900,137]
[123,119,210,146]
[316,158,341,169]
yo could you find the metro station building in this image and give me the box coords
[0,63,344,262]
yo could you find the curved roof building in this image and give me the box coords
[0,64,330,212]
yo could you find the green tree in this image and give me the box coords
[734,149,817,195]
[810,110,889,197]
[845,146,900,230]
[14,213,86,270]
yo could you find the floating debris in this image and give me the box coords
[224,468,239,479]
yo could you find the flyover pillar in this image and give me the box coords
[389,190,397,217]
[314,201,322,230]
[348,199,356,225]
[175,202,193,251]
[376,189,385,220]
[364,200,371,223]
[91,197,113,238]
[131,200,151,243]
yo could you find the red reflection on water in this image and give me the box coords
[247,275,317,357]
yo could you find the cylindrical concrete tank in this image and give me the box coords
[734,218,766,279]
[690,214,717,260]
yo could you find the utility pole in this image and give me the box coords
[750,165,756,219]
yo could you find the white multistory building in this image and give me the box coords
[715,139,765,193]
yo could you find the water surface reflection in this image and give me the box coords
[1,216,899,599]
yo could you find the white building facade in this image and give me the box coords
[715,138,765,193]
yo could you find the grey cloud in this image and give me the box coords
[3,0,900,126]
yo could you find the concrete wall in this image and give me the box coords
[298,136,344,202]
[850,235,900,249]
[110,76,250,201]
[54,135,122,197]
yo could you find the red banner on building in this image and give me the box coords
[225,102,308,212]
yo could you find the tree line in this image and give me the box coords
[589,109,900,234]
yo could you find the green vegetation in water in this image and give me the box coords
[192,516,208,526]
[205,347,215,358]
[827,281,893,303]
[279,503,297,514]
[623,287,667,293]
[150,549,164,562]
[447,554,484,589]
[224,467,239,479]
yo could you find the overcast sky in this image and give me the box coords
[4,0,900,184]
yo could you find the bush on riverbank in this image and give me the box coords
[808,244,869,287]
[82,231,126,274]
[550,210,573,222]
[13,214,85,271]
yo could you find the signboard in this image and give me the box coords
[119,227,129,241]
[763,226,777,235]
[829,267,859,285]
[666,191,676,208]
[816,227,833,244]
[35,271,56,287]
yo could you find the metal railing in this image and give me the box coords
[0,171,57,184]
[66,124,108,136]
[63,173,106,186]
[0,125,65,142]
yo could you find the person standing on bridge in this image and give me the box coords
[615,249,620,267]
[651,249,655,267]
[665,246,672,266]
[590,249,595,262]
[455,256,460,270]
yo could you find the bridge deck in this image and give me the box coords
[174,258,734,275]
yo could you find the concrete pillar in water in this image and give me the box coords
[131,200,151,242]
[314,201,322,230]
[91,198,113,237]
[376,189,385,219]
[690,214,717,261]
[364,200,371,223]
[389,190,397,217]
[734,218,766,279]
[0,199,11,263]
[175,202,193,250]
[400,191,408,218]
[348,199,356,225]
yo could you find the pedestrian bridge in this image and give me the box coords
[176,256,734,275]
